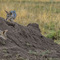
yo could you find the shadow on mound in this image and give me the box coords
[0,17,60,60]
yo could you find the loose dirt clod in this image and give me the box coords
[0,17,60,60]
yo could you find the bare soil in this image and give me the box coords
[0,17,60,60]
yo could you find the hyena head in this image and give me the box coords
[5,10,12,20]
[0,30,8,40]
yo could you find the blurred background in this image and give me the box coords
[0,0,60,44]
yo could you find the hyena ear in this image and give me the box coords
[5,10,9,14]
[3,30,8,35]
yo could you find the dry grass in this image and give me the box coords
[0,0,60,42]
[0,0,60,2]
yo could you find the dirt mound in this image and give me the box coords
[0,17,60,60]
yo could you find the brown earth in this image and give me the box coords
[0,17,60,60]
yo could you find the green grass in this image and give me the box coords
[0,0,60,43]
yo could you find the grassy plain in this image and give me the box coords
[0,0,60,44]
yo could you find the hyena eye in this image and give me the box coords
[10,12,12,15]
